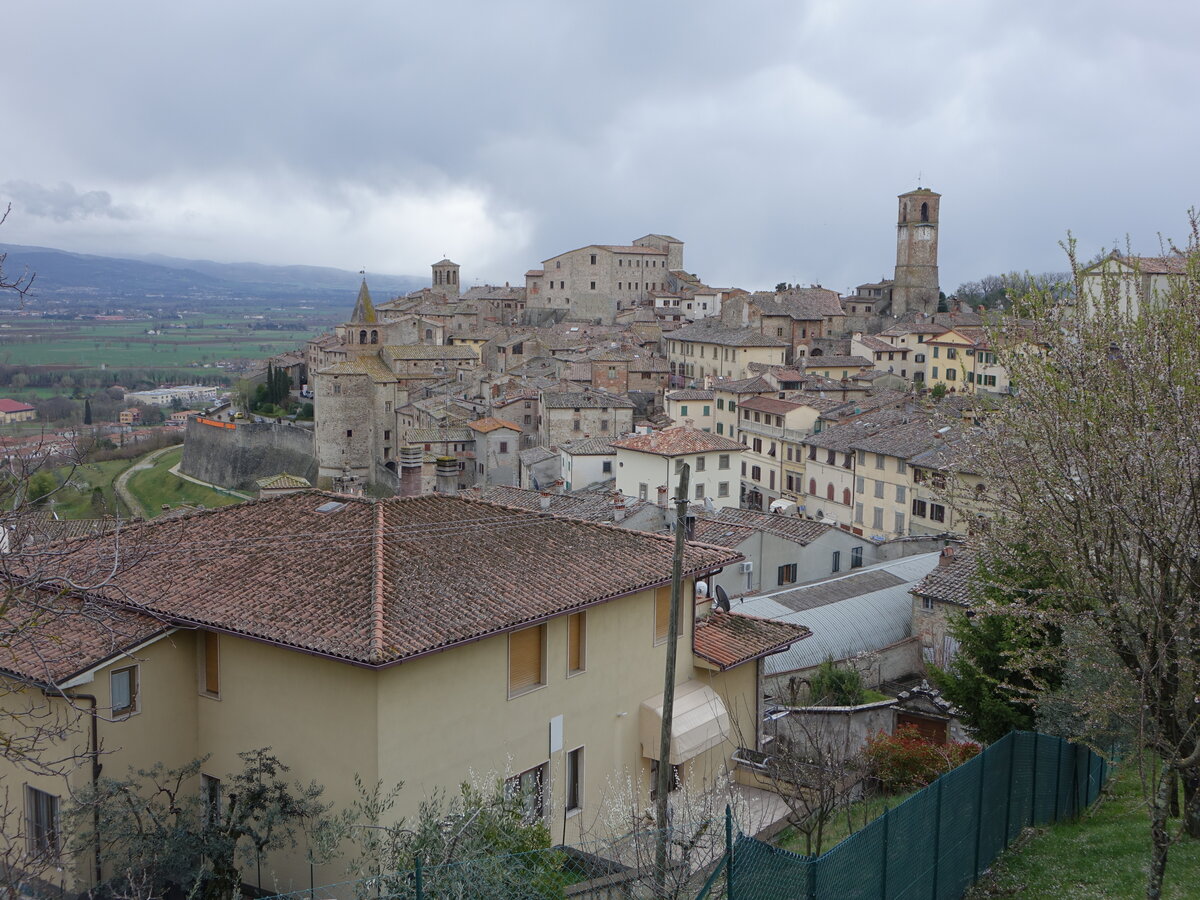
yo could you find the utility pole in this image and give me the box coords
[654,463,689,896]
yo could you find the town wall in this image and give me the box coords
[180,417,317,490]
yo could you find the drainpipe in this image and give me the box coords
[55,690,102,887]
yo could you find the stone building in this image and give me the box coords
[891,188,941,318]
[537,388,635,448]
[525,234,685,324]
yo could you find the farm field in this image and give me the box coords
[0,316,321,369]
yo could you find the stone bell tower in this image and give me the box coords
[431,258,461,297]
[892,188,941,318]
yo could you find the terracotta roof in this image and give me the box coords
[912,546,976,607]
[469,486,651,523]
[383,344,478,361]
[693,611,811,670]
[0,399,37,414]
[610,426,745,457]
[666,390,714,401]
[467,416,522,434]
[849,419,945,460]
[256,473,312,490]
[803,409,913,451]
[525,269,545,277]
[804,356,873,369]
[712,375,776,395]
[0,591,169,686]
[40,493,740,668]
[1111,255,1190,275]
[702,507,835,547]
[541,390,636,409]
[519,447,557,465]
[671,323,787,348]
[855,335,895,353]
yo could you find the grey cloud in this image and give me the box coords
[2,181,137,223]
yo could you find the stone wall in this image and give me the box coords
[180,417,317,491]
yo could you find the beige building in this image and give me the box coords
[735,396,822,511]
[610,426,745,504]
[668,324,788,383]
[1080,253,1189,318]
[664,389,715,431]
[0,399,37,424]
[1,493,809,894]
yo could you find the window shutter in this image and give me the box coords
[568,613,585,674]
[655,586,672,643]
[509,625,544,693]
[205,632,220,695]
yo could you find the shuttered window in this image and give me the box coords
[567,613,586,675]
[654,586,680,645]
[508,625,545,696]
[203,632,220,696]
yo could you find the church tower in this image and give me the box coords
[891,188,941,318]
[431,259,461,297]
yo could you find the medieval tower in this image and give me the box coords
[891,187,941,317]
[431,258,461,296]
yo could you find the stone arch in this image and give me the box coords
[359,330,367,344]
[810,347,824,357]
[921,202,929,222]
[370,330,378,344]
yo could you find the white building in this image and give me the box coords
[610,426,745,504]
[558,437,617,491]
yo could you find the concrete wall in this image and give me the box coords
[180,417,317,491]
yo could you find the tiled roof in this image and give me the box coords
[45,493,741,668]
[0,592,169,686]
[693,612,811,670]
[671,322,787,348]
[559,437,616,456]
[519,447,557,465]
[256,473,312,490]
[705,507,835,547]
[738,396,806,416]
[1111,255,1189,275]
[0,399,36,413]
[402,427,474,443]
[712,375,776,395]
[748,288,846,321]
[469,486,651,523]
[803,409,912,451]
[849,419,944,460]
[804,356,873,369]
[467,417,522,434]
[541,390,636,409]
[610,426,745,457]
[854,335,895,353]
[383,344,478,361]
[912,546,977,607]
[666,390,714,401]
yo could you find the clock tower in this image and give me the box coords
[892,187,941,318]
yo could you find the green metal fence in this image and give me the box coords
[261,731,1109,900]
[705,729,1111,900]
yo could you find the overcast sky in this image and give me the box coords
[3,1,1196,295]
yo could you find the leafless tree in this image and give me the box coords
[0,204,36,305]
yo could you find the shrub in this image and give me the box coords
[808,657,866,706]
[863,724,979,793]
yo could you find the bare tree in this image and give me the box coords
[967,214,1200,899]
[0,204,36,304]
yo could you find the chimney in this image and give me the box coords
[434,456,459,494]
[657,485,669,508]
[612,492,626,522]
[553,478,565,495]
[938,546,956,567]
[539,490,552,511]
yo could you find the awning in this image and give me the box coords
[640,680,730,765]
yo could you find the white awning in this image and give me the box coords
[640,680,730,765]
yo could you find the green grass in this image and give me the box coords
[41,457,137,518]
[124,447,242,517]
[774,788,918,857]
[966,762,1200,899]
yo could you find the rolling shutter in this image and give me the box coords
[509,625,544,694]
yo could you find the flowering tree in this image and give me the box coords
[967,215,1200,899]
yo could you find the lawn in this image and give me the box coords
[774,788,918,857]
[41,457,137,518]
[966,761,1200,899]
[124,447,242,517]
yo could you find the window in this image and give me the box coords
[639,483,649,500]
[111,665,138,716]
[932,367,939,379]
[599,420,609,432]
[933,346,940,359]
[751,465,762,482]
[201,631,220,697]
[25,787,59,857]
[922,596,935,611]
[753,438,762,453]
[508,624,546,696]
[826,450,836,465]
[855,502,864,524]
[768,443,776,458]
[506,763,548,820]
[842,487,851,505]
[895,511,906,533]
[809,477,817,495]
[566,747,584,812]
[850,546,864,569]
[826,483,835,500]
[717,423,724,434]
[777,563,798,586]
[897,459,907,475]
[696,456,706,472]
[499,441,508,453]
[695,483,705,500]
[856,449,866,466]
[718,481,730,497]
[654,585,681,645]
[874,480,884,499]
[201,774,223,824]
[602,460,612,474]
[930,503,946,523]
[896,485,907,503]
[872,507,884,530]
[947,348,958,360]
[855,475,865,494]
[717,398,725,410]
[718,454,730,470]
[590,281,596,290]
[346,429,353,438]
[912,498,927,517]
[590,254,597,264]
[831,551,841,573]
[568,612,586,675]
[573,419,581,431]
[524,415,532,425]
[875,453,886,470]
[333,383,341,395]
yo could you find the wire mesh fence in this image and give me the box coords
[261,731,1110,900]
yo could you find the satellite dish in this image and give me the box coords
[714,585,731,613]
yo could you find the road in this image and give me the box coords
[112,444,180,518]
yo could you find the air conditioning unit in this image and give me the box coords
[740,561,754,574]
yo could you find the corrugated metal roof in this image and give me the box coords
[732,552,939,676]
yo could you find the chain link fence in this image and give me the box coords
[262,731,1109,900]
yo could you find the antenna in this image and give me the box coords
[714,585,731,613]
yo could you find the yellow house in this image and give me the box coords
[801,355,874,382]
[1,493,807,894]
[0,399,37,424]
[924,329,976,393]
[667,324,788,383]
[734,396,824,511]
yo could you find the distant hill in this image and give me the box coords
[0,243,427,312]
